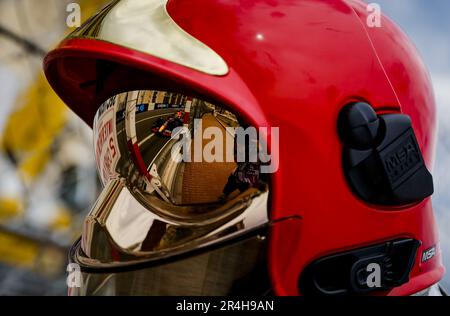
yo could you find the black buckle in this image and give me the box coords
[299,239,421,295]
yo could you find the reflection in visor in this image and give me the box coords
[94,90,268,206]
[75,90,271,289]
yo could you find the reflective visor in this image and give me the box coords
[71,90,273,295]
[69,232,271,296]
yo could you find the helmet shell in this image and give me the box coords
[44,0,443,295]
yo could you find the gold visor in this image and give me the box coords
[74,90,270,273]
[69,233,270,295]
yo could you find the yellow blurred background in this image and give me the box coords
[0,0,107,295]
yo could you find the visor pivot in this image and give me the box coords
[338,102,380,150]
[338,102,434,206]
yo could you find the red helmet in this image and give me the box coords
[44,0,444,295]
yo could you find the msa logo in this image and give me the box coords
[421,246,436,263]
[384,136,421,183]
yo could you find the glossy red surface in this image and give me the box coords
[44,0,444,295]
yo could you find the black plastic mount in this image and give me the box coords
[338,102,434,206]
[298,239,421,295]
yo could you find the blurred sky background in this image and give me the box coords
[0,0,448,294]
[377,0,450,290]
